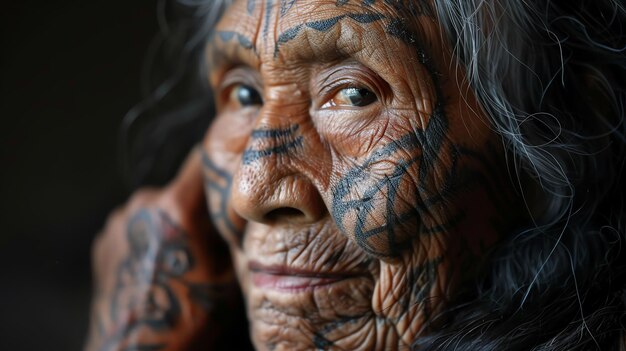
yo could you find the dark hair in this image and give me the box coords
[126,0,626,349]
[119,0,229,187]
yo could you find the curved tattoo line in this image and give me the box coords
[201,151,243,240]
[326,13,461,259]
[274,12,385,56]
[309,258,443,347]
[312,314,369,349]
[215,30,256,54]
[331,107,449,257]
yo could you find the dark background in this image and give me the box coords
[1,1,159,349]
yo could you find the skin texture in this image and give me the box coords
[202,0,525,350]
[85,152,249,351]
[85,1,626,350]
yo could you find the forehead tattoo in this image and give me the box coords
[213,0,435,65]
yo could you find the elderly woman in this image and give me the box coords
[86,0,626,350]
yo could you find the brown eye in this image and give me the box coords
[341,87,377,106]
[231,84,263,107]
[324,87,377,108]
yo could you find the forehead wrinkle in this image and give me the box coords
[209,0,435,82]
[271,2,432,61]
[208,1,265,70]
[272,17,427,69]
[268,0,398,55]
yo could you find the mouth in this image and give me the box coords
[248,260,363,293]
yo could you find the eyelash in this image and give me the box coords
[217,67,263,110]
[216,67,385,111]
[319,79,380,109]
[229,84,263,107]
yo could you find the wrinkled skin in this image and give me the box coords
[86,1,527,350]
[202,0,523,350]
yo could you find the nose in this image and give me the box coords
[230,122,327,225]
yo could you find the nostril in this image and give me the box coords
[265,207,306,222]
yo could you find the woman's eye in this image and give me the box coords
[324,87,377,108]
[231,84,263,107]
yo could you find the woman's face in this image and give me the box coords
[202,0,520,349]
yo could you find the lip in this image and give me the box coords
[248,261,361,292]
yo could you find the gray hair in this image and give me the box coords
[125,1,626,349]
[424,1,626,349]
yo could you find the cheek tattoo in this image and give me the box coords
[326,15,514,260]
[330,105,447,258]
[202,151,243,242]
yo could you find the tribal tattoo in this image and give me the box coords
[202,151,243,243]
[238,1,433,58]
[215,30,255,51]
[98,209,232,351]
[274,12,385,56]
[326,9,514,261]
[330,106,448,258]
[243,124,302,165]
[202,1,524,349]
